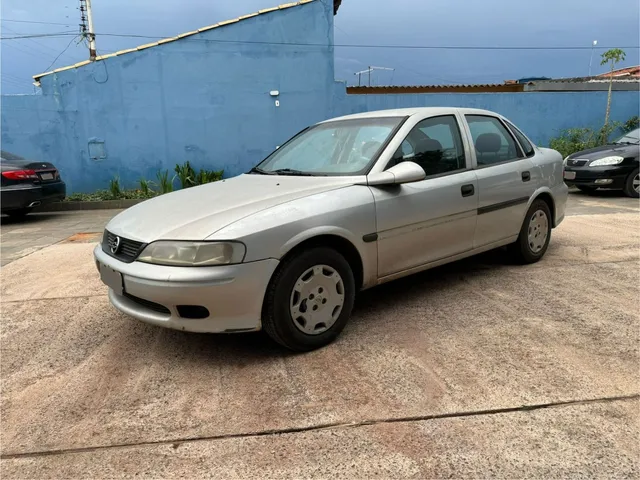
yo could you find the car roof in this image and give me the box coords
[321,107,500,123]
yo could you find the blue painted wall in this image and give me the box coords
[337,88,640,148]
[1,0,639,193]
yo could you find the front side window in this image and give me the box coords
[466,115,523,166]
[505,120,535,156]
[255,117,403,176]
[389,115,466,176]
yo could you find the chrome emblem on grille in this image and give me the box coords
[109,235,121,254]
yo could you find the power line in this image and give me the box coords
[1,32,638,51]
[2,25,77,60]
[42,35,81,72]
[1,18,75,26]
[1,31,78,40]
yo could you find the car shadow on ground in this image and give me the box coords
[120,247,510,361]
[0,212,65,225]
[569,188,629,198]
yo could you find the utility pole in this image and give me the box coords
[80,0,97,60]
[588,40,597,76]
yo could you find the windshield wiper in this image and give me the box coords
[271,168,315,176]
[247,167,275,175]
[616,141,640,145]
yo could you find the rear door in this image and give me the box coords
[372,113,478,278]
[462,114,537,248]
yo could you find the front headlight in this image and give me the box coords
[137,241,246,266]
[589,156,624,167]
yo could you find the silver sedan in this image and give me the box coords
[95,107,568,350]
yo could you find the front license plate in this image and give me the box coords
[563,171,576,180]
[99,263,123,295]
[40,173,54,180]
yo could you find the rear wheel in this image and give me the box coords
[623,169,640,198]
[262,247,355,351]
[576,185,597,194]
[4,208,32,218]
[508,199,552,264]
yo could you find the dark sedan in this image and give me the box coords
[563,128,639,198]
[1,151,66,217]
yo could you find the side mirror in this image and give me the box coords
[366,161,426,186]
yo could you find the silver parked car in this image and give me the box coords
[95,108,568,350]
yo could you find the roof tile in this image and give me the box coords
[177,31,198,38]
[115,48,138,56]
[136,42,159,51]
[157,37,179,44]
[217,18,239,26]
[197,23,220,32]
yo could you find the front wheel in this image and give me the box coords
[623,169,640,198]
[508,199,552,264]
[262,247,355,351]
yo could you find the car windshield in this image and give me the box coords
[254,117,404,176]
[614,128,640,145]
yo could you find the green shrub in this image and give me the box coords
[139,178,154,197]
[195,168,224,184]
[175,161,197,189]
[109,176,122,199]
[156,169,175,194]
[623,116,639,133]
[549,122,621,158]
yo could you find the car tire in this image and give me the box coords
[508,199,552,264]
[5,208,32,218]
[262,247,355,351]
[623,168,640,198]
[576,186,597,194]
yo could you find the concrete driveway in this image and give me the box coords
[1,191,638,478]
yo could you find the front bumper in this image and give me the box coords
[94,245,279,333]
[563,165,634,189]
[1,182,66,211]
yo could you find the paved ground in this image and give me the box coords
[1,190,638,478]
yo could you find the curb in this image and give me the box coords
[36,199,145,212]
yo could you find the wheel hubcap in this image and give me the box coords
[527,209,549,254]
[633,174,640,193]
[290,265,345,335]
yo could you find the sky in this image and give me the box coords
[2,0,639,94]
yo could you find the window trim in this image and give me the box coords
[383,114,469,175]
[504,119,535,158]
[465,114,525,169]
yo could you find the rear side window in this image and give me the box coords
[505,120,535,157]
[465,115,523,166]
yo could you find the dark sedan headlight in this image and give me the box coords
[589,156,624,167]
[137,241,246,266]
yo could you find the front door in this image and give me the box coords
[463,114,538,248]
[372,114,478,279]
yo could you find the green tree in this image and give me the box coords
[600,48,626,129]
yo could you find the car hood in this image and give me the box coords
[106,174,359,242]
[569,143,639,160]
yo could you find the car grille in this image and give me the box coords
[123,292,171,314]
[102,230,146,263]
[567,159,588,167]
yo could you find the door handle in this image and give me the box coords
[522,171,531,182]
[461,184,475,197]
